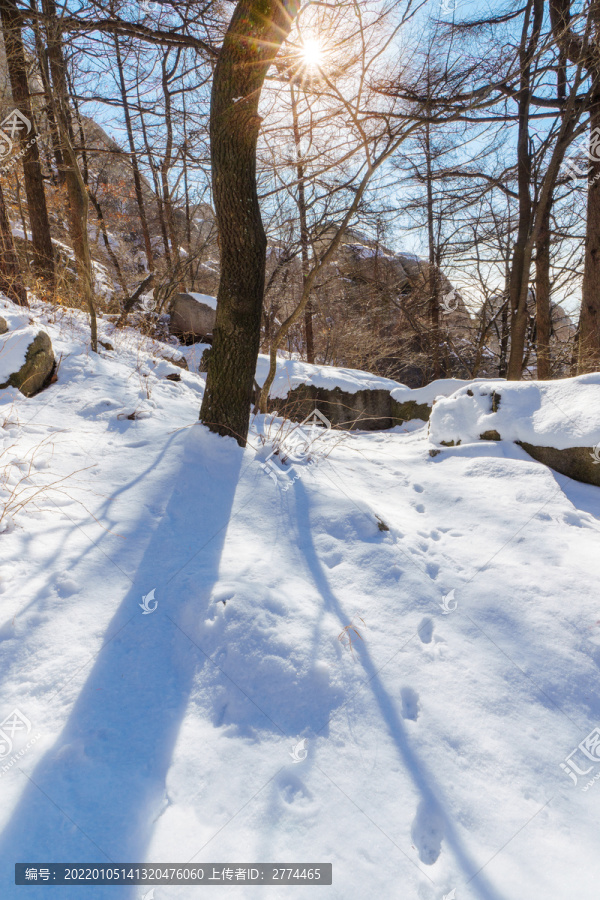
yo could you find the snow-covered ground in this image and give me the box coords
[1,300,600,899]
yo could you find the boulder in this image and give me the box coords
[271,384,400,430]
[0,316,8,335]
[517,442,600,488]
[168,292,216,344]
[428,376,600,488]
[0,329,54,396]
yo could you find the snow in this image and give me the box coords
[254,356,406,398]
[1,296,600,899]
[186,292,218,311]
[391,377,505,408]
[0,325,40,384]
[429,375,600,449]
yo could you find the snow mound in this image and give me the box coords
[254,356,406,399]
[429,374,600,449]
[391,377,505,408]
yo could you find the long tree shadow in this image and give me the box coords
[0,425,251,898]
[281,470,511,900]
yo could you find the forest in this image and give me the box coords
[1,1,600,898]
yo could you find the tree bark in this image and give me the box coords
[535,202,552,378]
[43,0,97,351]
[507,0,543,380]
[200,0,300,445]
[0,0,55,285]
[290,82,314,363]
[550,0,600,372]
[578,98,600,371]
[0,178,28,305]
[113,34,154,273]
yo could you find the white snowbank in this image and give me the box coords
[1,295,600,898]
[429,374,600,449]
[254,355,405,398]
[391,377,505,408]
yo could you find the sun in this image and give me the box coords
[301,39,323,70]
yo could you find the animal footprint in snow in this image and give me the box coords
[401,687,419,721]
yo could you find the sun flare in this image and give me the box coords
[301,39,323,70]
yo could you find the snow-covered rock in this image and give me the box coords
[428,375,600,486]
[0,325,54,397]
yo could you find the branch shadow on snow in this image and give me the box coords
[0,425,253,897]
[269,472,510,900]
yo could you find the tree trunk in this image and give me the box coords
[43,0,97,351]
[113,35,154,273]
[578,97,600,372]
[507,0,543,380]
[425,123,441,379]
[535,202,552,378]
[200,0,300,445]
[0,179,27,305]
[290,82,314,363]
[0,0,55,286]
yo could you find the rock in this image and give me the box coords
[99,340,114,351]
[167,355,188,370]
[0,316,8,335]
[480,429,501,441]
[0,330,54,397]
[390,398,430,425]
[517,442,600,488]
[199,347,211,373]
[272,384,399,430]
[165,372,181,382]
[168,293,216,344]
